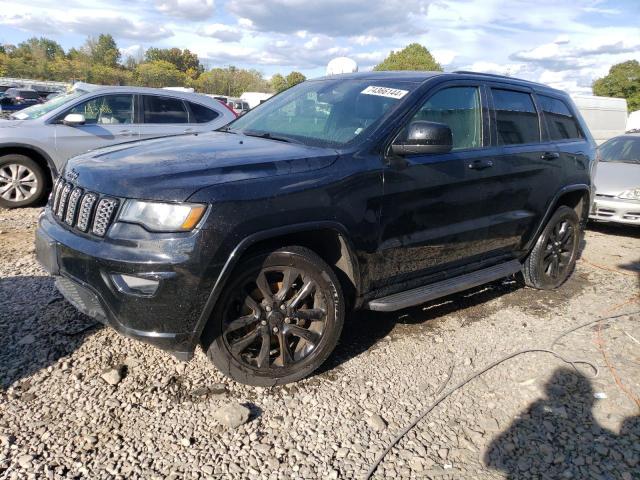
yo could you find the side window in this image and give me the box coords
[411,86,482,151]
[66,95,134,125]
[143,96,188,124]
[492,89,539,145]
[188,102,220,123]
[538,95,583,141]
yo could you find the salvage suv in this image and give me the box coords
[36,71,596,386]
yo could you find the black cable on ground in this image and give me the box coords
[364,309,640,480]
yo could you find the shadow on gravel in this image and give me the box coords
[0,275,100,391]
[485,367,640,479]
[587,222,640,240]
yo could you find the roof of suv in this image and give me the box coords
[73,85,219,102]
[314,70,566,96]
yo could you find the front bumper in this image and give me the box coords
[36,207,223,359]
[589,196,640,225]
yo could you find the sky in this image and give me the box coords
[1,0,639,94]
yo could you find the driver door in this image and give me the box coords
[375,83,509,288]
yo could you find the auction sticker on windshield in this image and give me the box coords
[361,86,409,99]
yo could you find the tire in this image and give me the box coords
[0,154,48,208]
[203,246,345,386]
[523,206,581,290]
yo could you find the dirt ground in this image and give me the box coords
[0,208,638,479]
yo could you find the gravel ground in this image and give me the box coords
[1,207,639,480]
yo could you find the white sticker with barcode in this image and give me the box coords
[361,85,409,99]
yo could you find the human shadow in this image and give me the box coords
[0,275,100,391]
[485,367,640,479]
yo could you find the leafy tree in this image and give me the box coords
[270,73,288,93]
[84,34,120,67]
[285,71,306,88]
[134,60,187,88]
[593,60,640,112]
[374,43,442,72]
[195,66,270,96]
[145,47,202,75]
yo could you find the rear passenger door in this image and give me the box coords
[536,94,589,190]
[486,85,565,256]
[138,95,191,141]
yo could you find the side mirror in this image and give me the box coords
[63,113,86,126]
[392,121,453,155]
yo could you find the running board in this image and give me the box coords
[367,260,522,312]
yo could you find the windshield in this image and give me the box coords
[225,79,415,147]
[599,136,640,164]
[11,91,85,120]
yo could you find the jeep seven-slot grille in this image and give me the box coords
[51,177,119,237]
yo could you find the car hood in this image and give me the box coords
[594,161,640,196]
[63,131,339,201]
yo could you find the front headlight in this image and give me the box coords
[618,188,640,200]
[119,200,207,232]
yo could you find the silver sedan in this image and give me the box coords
[590,133,640,225]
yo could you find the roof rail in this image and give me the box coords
[452,70,548,87]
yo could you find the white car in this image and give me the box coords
[0,86,236,208]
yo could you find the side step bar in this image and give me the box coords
[367,260,522,312]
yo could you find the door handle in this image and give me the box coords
[468,159,494,170]
[541,151,560,161]
[184,128,195,134]
[119,130,133,136]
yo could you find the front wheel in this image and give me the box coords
[0,154,48,208]
[523,205,581,289]
[203,246,344,386]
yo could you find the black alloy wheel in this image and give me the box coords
[523,205,581,289]
[204,246,344,386]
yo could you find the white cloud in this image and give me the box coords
[198,23,242,42]
[155,0,215,20]
[0,12,174,41]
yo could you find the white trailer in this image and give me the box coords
[240,92,273,109]
[571,95,628,144]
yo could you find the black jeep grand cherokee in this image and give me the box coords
[36,71,596,386]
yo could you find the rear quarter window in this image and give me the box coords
[188,102,220,123]
[538,95,584,141]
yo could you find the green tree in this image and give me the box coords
[84,34,120,67]
[270,73,288,93]
[134,60,187,88]
[145,47,202,76]
[194,66,270,96]
[285,71,306,88]
[593,60,640,112]
[374,43,442,72]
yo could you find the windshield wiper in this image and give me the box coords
[241,130,299,144]
[218,126,237,134]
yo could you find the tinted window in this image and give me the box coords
[492,89,540,145]
[67,95,134,125]
[143,96,188,124]
[539,95,583,141]
[188,102,219,123]
[411,86,482,150]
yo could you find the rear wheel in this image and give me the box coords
[203,246,344,386]
[523,206,581,289]
[0,154,48,208]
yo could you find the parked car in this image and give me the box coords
[0,86,236,208]
[590,133,640,225]
[229,99,251,116]
[0,88,42,114]
[36,71,596,385]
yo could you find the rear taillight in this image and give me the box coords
[218,100,238,118]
